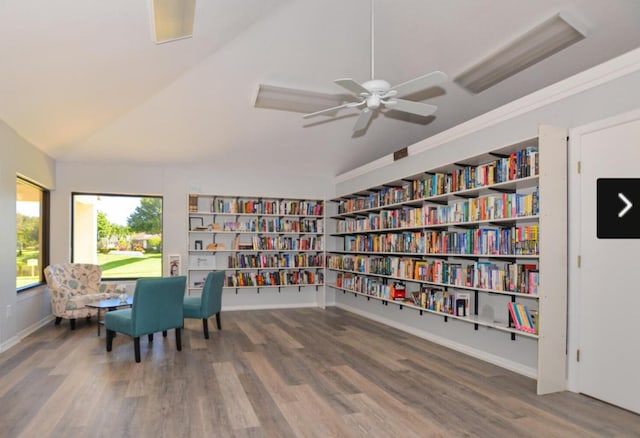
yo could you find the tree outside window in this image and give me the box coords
[72,194,163,279]
[16,178,49,290]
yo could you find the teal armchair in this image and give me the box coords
[183,271,224,339]
[105,276,186,362]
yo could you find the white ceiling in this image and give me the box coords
[1,0,639,178]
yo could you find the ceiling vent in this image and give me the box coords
[454,12,586,94]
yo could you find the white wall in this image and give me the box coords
[52,162,333,310]
[331,49,640,377]
[0,120,55,351]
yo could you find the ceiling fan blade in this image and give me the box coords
[303,102,355,119]
[353,108,374,132]
[392,71,448,99]
[335,78,370,96]
[384,99,437,117]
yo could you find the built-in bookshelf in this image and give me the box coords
[187,194,325,296]
[327,125,567,395]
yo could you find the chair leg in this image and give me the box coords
[216,312,221,330]
[162,330,168,337]
[70,318,76,330]
[54,317,62,325]
[202,318,209,339]
[176,328,182,351]
[148,333,154,342]
[106,330,114,351]
[134,337,141,363]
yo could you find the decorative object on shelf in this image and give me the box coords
[189,195,198,212]
[194,240,203,250]
[189,217,203,231]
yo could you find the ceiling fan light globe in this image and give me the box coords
[366,94,381,109]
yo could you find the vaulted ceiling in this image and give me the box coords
[2,0,639,178]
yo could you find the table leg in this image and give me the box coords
[97,308,102,336]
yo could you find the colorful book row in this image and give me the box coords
[337,146,538,214]
[334,274,472,318]
[336,190,538,232]
[328,255,538,294]
[228,253,325,269]
[343,225,539,256]
[233,236,323,251]
[225,270,323,287]
[212,199,323,216]
[507,301,538,334]
[220,218,324,233]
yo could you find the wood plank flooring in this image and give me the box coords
[1,307,638,437]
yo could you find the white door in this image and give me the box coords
[575,112,640,414]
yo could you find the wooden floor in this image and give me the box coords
[0,307,638,437]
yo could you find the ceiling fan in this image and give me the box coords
[303,0,448,132]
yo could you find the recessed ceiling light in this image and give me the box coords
[151,0,196,44]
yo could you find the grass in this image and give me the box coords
[98,253,162,278]
[16,252,163,288]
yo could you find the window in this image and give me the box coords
[16,177,49,290]
[71,193,163,280]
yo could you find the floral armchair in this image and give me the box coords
[44,263,119,330]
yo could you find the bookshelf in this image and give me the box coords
[327,125,567,394]
[187,194,325,297]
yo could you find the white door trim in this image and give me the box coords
[567,107,640,393]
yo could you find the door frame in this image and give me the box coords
[567,107,640,393]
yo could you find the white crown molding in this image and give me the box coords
[335,47,640,184]
[334,154,393,184]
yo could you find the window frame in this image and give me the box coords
[71,192,164,281]
[16,177,50,292]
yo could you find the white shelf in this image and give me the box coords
[328,250,539,259]
[329,285,538,339]
[326,128,565,395]
[333,175,539,217]
[187,193,326,296]
[328,268,539,299]
[331,215,540,236]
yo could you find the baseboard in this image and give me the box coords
[0,315,54,353]
[223,302,319,312]
[333,302,538,380]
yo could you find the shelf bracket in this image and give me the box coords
[474,323,479,331]
[419,310,423,315]
[444,315,448,323]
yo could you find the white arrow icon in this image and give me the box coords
[618,193,633,218]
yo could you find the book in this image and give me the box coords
[454,292,471,317]
[507,302,522,330]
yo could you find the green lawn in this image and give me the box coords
[16,252,163,288]
[98,253,162,278]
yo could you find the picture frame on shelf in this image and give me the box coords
[194,240,203,250]
[189,217,204,231]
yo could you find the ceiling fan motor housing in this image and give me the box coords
[362,79,391,95]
